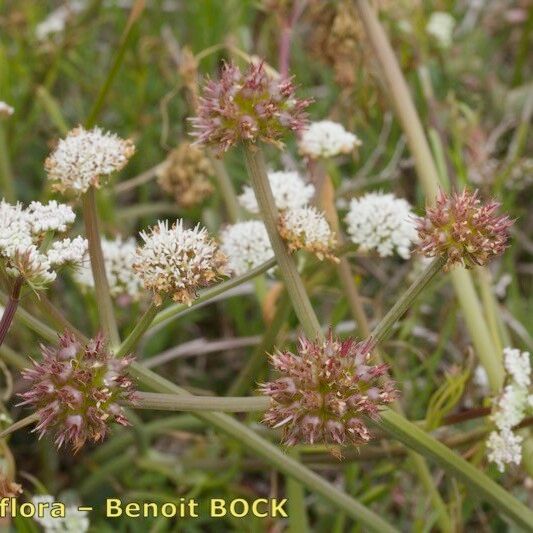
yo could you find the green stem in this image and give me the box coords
[375,410,533,531]
[208,152,241,222]
[287,448,310,533]
[35,86,69,135]
[0,413,39,439]
[81,188,120,347]
[0,344,28,370]
[148,257,276,331]
[130,391,269,412]
[372,257,445,344]
[130,362,397,533]
[115,303,158,357]
[242,142,321,338]
[32,293,89,343]
[84,0,145,129]
[450,268,503,392]
[0,121,15,202]
[228,294,290,395]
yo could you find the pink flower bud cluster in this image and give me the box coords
[259,332,396,446]
[416,189,513,270]
[19,332,135,451]
[190,61,311,154]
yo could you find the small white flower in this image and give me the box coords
[0,198,83,289]
[486,428,523,472]
[75,236,142,299]
[503,347,531,389]
[0,101,14,117]
[31,494,89,533]
[26,201,76,234]
[299,120,361,159]
[220,221,274,276]
[278,205,337,261]
[238,171,315,214]
[6,245,57,289]
[134,220,227,305]
[491,384,528,431]
[426,11,456,48]
[344,191,418,259]
[47,236,88,267]
[0,200,33,257]
[45,126,135,194]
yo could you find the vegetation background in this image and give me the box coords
[0,0,531,531]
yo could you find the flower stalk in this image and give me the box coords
[130,392,269,412]
[0,277,23,348]
[242,142,321,338]
[82,188,121,347]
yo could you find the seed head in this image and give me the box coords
[416,189,513,270]
[19,332,135,451]
[45,126,135,194]
[134,220,228,306]
[260,332,396,446]
[157,143,214,208]
[190,61,311,154]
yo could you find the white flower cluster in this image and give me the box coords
[426,11,456,48]
[75,236,142,300]
[0,199,87,290]
[299,120,361,159]
[487,347,533,472]
[31,495,89,533]
[220,221,274,276]
[0,101,14,118]
[238,171,315,214]
[344,191,418,259]
[278,205,337,261]
[45,126,135,194]
[134,220,228,305]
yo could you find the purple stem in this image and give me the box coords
[278,0,307,78]
[0,277,23,347]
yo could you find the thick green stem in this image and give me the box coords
[82,188,120,347]
[242,143,321,338]
[130,391,269,412]
[130,362,397,533]
[450,269,503,392]
[375,410,533,531]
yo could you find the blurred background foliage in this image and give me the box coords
[0,0,532,530]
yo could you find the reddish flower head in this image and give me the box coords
[259,332,396,446]
[19,332,135,451]
[416,189,513,270]
[189,61,311,154]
